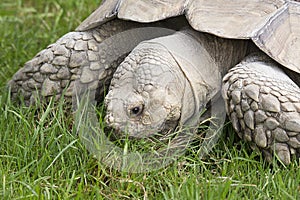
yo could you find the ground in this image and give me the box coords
[0,0,300,199]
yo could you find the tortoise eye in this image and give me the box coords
[129,105,144,117]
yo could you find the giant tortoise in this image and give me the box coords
[8,0,300,166]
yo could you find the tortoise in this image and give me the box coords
[8,0,300,166]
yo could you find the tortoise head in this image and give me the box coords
[104,42,187,138]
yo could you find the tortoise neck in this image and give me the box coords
[185,30,249,76]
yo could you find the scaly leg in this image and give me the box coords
[222,53,300,165]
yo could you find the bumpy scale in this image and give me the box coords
[222,55,300,165]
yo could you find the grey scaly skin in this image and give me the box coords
[8,20,136,105]
[104,40,187,137]
[222,55,300,165]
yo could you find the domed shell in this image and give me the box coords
[76,0,300,74]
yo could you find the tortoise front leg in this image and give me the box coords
[8,20,134,105]
[222,53,300,165]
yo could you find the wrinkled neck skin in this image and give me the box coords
[105,30,248,138]
[184,30,249,77]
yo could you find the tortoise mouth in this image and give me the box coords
[104,118,180,143]
[103,119,189,157]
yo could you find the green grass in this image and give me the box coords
[1,0,300,199]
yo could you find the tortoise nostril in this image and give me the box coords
[105,114,114,124]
